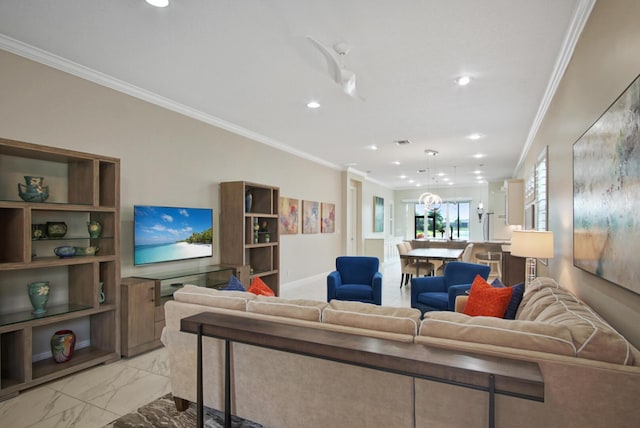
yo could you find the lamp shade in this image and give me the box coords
[511,230,554,258]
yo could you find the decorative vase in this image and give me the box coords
[32,223,48,240]
[245,191,253,213]
[27,281,50,315]
[47,221,67,238]
[51,330,76,363]
[87,220,102,238]
[98,282,105,304]
[17,176,49,202]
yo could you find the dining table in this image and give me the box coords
[401,247,464,276]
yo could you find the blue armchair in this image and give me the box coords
[327,256,383,305]
[410,261,490,314]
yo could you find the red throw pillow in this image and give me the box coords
[463,275,513,318]
[248,276,275,297]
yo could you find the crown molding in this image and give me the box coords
[0,34,341,172]
[515,0,596,173]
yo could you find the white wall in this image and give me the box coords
[0,50,342,285]
[515,0,640,347]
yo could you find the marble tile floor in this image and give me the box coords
[0,347,172,428]
[0,259,419,428]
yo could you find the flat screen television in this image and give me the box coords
[134,205,213,266]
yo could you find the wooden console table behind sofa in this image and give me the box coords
[181,311,544,428]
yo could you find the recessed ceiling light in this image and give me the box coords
[399,175,407,179]
[306,101,320,109]
[145,0,169,7]
[467,133,485,140]
[455,75,471,86]
[472,153,485,159]
[369,145,378,151]
[391,161,400,165]
[473,170,482,174]
[416,184,422,187]
[424,149,439,156]
[408,179,415,184]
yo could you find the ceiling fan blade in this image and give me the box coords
[306,36,342,84]
[341,69,364,100]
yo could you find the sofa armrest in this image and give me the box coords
[454,295,469,313]
[448,283,473,311]
[327,270,342,301]
[372,271,383,305]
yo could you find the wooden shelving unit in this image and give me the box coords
[220,181,280,295]
[0,138,120,401]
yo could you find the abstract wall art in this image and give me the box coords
[321,202,335,233]
[573,74,640,295]
[373,196,384,232]
[302,200,320,234]
[278,197,299,235]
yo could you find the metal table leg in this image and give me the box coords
[197,324,203,428]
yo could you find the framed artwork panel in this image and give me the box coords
[278,197,299,235]
[373,196,384,232]
[573,74,640,295]
[321,202,335,233]
[302,200,320,234]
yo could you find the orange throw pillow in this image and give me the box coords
[463,275,513,318]
[248,276,275,297]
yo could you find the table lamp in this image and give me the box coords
[510,230,554,287]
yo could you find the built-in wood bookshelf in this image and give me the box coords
[219,181,280,295]
[0,138,120,401]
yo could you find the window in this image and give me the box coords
[415,201,470,239]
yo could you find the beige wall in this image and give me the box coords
[0,50,343,284]
[516,0,640,347]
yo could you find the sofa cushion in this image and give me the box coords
[503,282,525,320]
[463,275,513,318]
[323,300,422,335]
[248,276,275,296]
[420,311,579,357]
[515,277,636,365]
[247,296,328,322]
[173,284,254,311]
[223,274,245,291]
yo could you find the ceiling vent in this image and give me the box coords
[395,140,411,146]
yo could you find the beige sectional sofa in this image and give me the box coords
[161,279,640,428]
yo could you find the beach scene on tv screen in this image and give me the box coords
[134,206,213,265]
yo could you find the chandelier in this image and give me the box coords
[419,149,442,211]
[418,191,442,211]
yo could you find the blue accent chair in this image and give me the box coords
[411,261,490,314]
[327,256,383,305]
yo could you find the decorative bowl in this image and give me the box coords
[74,246,99,256]
[54,246,76,258]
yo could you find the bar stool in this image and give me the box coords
[475,252,502,280]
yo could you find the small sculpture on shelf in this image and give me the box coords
[27,281,50,315]
[98,282,105,304]
[18,176,49,202]
[253,218,260,243]
[87,220,102,238]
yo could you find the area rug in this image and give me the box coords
[104,393,263,428]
